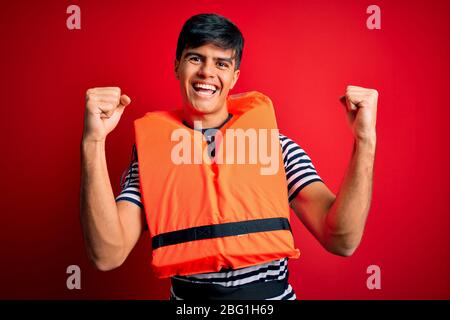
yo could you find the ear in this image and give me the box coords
[174,59,180,80]
[229,69,240,90]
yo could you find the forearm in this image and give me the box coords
[324,136,376,255]
[80,139,125,269]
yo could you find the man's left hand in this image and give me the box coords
[340,85,378,142]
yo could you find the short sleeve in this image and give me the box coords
[115,144,143,209]
[279,133,324,203]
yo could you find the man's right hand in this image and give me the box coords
[80,86,143,271]
[83,87,131,142]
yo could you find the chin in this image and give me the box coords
[190,103,218,114]
[187,96,220,114]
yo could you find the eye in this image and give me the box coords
[217,61,229,69]
[188,56,201,63]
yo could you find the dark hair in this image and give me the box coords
[176,13,244,70]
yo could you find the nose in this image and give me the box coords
[197,59,215,78]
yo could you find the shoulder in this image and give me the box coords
[278,133,307,165]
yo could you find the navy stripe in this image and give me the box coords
[287,171,320,191]
[120,190,141,197]
[123,171,138,178]
[285,158,313,173]
[116,197,144,209]
[286,165,316,181]
[282,148,296,166]
[179,262,287,284]
[123,182,139,187]
[285,149,311,167]
[282,289,295,300]
[284,149,306,166]
[281,140,295,153]
[288,178,323,202]
[178,270,287,286]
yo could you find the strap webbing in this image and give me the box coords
[152,217,291,250]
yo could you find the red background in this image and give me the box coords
[0,0,448,299]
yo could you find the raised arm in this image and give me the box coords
[291,85,378,256]
[80,87,144,271]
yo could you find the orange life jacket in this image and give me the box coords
[134,91,300,278]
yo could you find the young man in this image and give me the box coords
[80,14,378,300]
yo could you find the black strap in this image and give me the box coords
[152,217,291,250]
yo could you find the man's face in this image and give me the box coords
[175,43,240,116]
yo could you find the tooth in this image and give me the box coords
[194,83,216,91]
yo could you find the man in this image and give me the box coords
[80,13,378,300]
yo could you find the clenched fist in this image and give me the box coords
[340,85,378,142]
[83,87,131,142]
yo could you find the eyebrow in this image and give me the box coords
[184,51,234,64]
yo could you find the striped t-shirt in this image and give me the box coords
[116,133,323,300]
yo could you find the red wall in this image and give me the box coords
[0,0,448,299]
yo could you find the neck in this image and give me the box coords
[182,107,229,129]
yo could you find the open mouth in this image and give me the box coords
[192,82,219,97]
